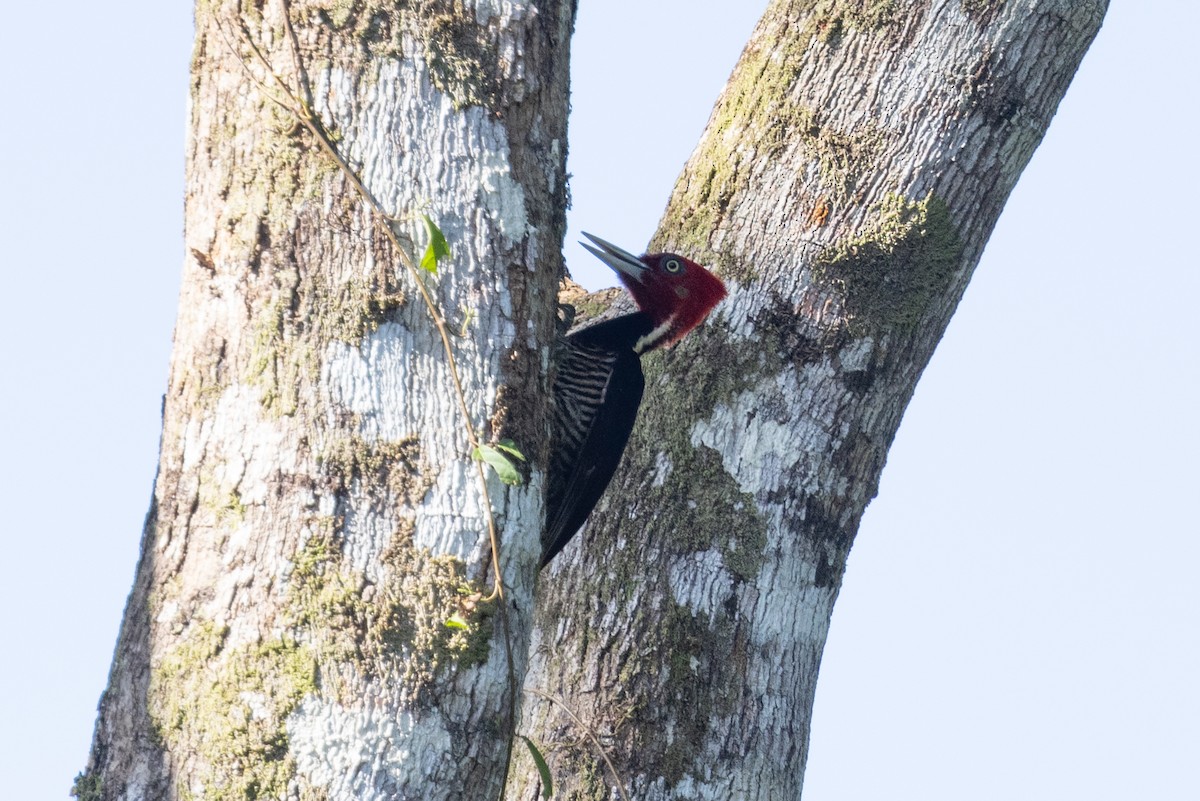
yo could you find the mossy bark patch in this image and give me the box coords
[313,0,358,29]
[69,771,103,801]
[319,432,433,511]
[607,600,751,788]
[609,327,772,583]
[814,191,962,331]
[634,442,768,583]
[302,0,503,108]
[961,0,1007,26]
[423,11,502,109]
[148,621,318,801]
[285,526,494,694]
[800,0,903,46]
[655,10,891,273]
[245,242,405,417]
[652,602,750,784]
[654,26,815,266]
[313,0,504,82]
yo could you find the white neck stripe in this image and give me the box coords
[634,315,676,354]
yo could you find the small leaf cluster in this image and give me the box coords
[421,213,451,273]
[472,438,527,486]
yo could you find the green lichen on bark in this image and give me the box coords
[282,431,487,690]
[655,30,812,267]
[285,523,494,694]
[656,15,886,274]
[575,761,609,801]
[640,442,767,583]
[304,0,501,108]
[195,462,249,532]
[69,771,102,801]
[803,117,889,209]
[246,289,312,417]
[246,257,404,416]
[315,275,407,345]
[588,600,748,791]
[306,0,409,62]
[319,432,430,508]
[654,601,748,785]
[205,93,337,258]
[815,191,962,331]
[961,0,1006,25]
[801,0,901,45]
[314,0,357,28]
[422,10,501,109]
[148,621,318,801]
[615,328,771,583]
[285,433,488,689]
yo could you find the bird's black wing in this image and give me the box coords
[541,336,645,567]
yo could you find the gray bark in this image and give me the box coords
[79,1,572,799]
[514,1,1107,799]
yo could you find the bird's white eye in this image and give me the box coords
[663,257,682,273]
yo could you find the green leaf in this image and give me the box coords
[472,444,523,486]
[420,214,450,273]
[444,613,469,630]
[494,438,527,462]
[519,735,553,799]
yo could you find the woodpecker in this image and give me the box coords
[540,233,727,567]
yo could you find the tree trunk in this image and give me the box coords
[514,1,1107,799]
[78,1,573,799]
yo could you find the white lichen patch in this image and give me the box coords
[165,382,301,627]
[744,552,833,648]
[690,365,837,502]
[837,335,876,373]
[413,459,489,560]
[321,329,480,574]
[472,0,530,25]
[651,450,674,487]
[324,58,530,251]
[687,364,844,652]
[476,136,530,243]
[289,694,454,800]
[668,549,733,617]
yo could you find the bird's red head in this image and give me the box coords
[580,232,727,353]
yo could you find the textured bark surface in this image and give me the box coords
[515,1,1107,799]
[80,1,573,799]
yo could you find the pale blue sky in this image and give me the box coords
[1,3,1196,800]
